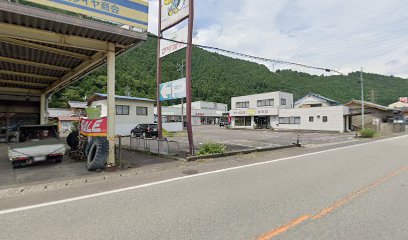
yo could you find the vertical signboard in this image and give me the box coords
[160,78,187,101]
[161,0,189,30]
[160,26,188,58]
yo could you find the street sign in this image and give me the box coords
[161,0,189,30]
[160,26,188,58]
[26,0,149,30]
[160,78,186,101]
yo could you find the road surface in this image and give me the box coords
[1,135,407,240]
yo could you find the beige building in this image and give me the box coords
[88,93,155,136]
[345,100,399,129]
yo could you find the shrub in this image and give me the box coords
[197,142,226,156]
[359,128,376,138]
[162,129,174,138]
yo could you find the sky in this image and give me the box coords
[148,0,408,77]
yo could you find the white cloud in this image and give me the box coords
[148,0,408,77]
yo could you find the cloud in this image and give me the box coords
[148,0,408,77]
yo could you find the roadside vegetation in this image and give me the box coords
[359,128,376,138]
[162,129,174,138]
[197,142,226,156]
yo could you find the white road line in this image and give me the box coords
[0,135,407,216]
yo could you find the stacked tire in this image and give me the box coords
[66,131,79,151]
[85,137,109,171]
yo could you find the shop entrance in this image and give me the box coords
[254,116,269,129]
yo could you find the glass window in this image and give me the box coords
[309,116,314,122]
[116,105,129,115]
[245,116,252,126]
[279,117,300,124]
[236,101,249,108]
[281,98,286,106]
[136,106,148,116]
[235,116,252,126]
[257,99,274,107]
[323,116,328,122]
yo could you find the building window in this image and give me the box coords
[136,106,148,116]
[235,116,252,126]
[323,116,328,122]
[257,99,274,107]
[236,101,249,108]
[116,105,129,115]
[309,116,314,122]
[281,98,287,106]
[279,117,300,124]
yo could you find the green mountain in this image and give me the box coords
[50,36,408,108]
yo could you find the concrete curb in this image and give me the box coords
[186,144,299,161]
[0,168,140,200]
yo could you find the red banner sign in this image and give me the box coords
[80,117,107,137]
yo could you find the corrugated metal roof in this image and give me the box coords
[68,101,88,109]
[0,1,147,97]
[345,100,399,112]
[47,108,72,118]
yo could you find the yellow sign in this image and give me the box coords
[27,0,148,30]
[247,109,256,116]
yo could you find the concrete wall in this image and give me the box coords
[91,99,154,135]
[373,123,406,133]
[277,106,349,132]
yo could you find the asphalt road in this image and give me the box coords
[1,135,408,240]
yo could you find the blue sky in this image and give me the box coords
[148,0,408,77]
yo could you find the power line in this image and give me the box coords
[149,33,344,75]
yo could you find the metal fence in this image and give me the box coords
[117,135,180,156]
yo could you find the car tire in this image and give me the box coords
[12,161,22,169]
[87,137,109,171]
[85,138,98,157]
[54,157,63,164]
[67,131,79,151]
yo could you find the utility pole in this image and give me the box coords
[186,0,195,154]
[360,67,365,129]
[177,60,185,127]
[156,2,163,139]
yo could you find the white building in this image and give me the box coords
[230,91,350,132]
[230,91,293,129]
[156,101,228,126]
[88,93,155,135]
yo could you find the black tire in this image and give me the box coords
[87,137,109,171]
[12,161,22,169]
[85,138,98,157]
[67,131,79,150]
[54,157,63,164]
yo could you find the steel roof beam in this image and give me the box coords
[45,51,106,94]
[0,23,125,52]
[0,79,48,88]
[0,70,59,81]
[0,36,90,60]
[0,87,42,95]
[0,56,71,72]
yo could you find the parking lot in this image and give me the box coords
[0,126,356,189]
[167,125,356,151]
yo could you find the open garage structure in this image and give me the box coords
[0,0,147,164]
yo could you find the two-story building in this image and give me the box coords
[230,91,293,129]
[88,93,155,135]
[230,91,350,132]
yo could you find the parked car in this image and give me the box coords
[8,125,66,168]
[131,124,158,138]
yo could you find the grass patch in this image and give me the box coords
[197,142,226,156]
[162,129,174,138]
[359,128,376,138]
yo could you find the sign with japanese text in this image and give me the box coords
[80,117,107,137]
[161,0,189,30]
[27,0,149,30]
[230,108,278,117]
[160,26,188,58]
[160,78,186,101]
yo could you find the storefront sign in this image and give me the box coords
[27,0,149,30]
[161,0,189,30]
[160,26,188,58]
[80,117,107,137]
[230,108,278,117]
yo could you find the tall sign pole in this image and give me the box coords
[360,67,365,129]
[186,0,195,154]
[156,2,163,139]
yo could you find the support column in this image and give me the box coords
[107,43,116,166]
[156,2,163,139]
[40,94,46,125]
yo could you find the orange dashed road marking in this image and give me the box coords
[256,165,408,240]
